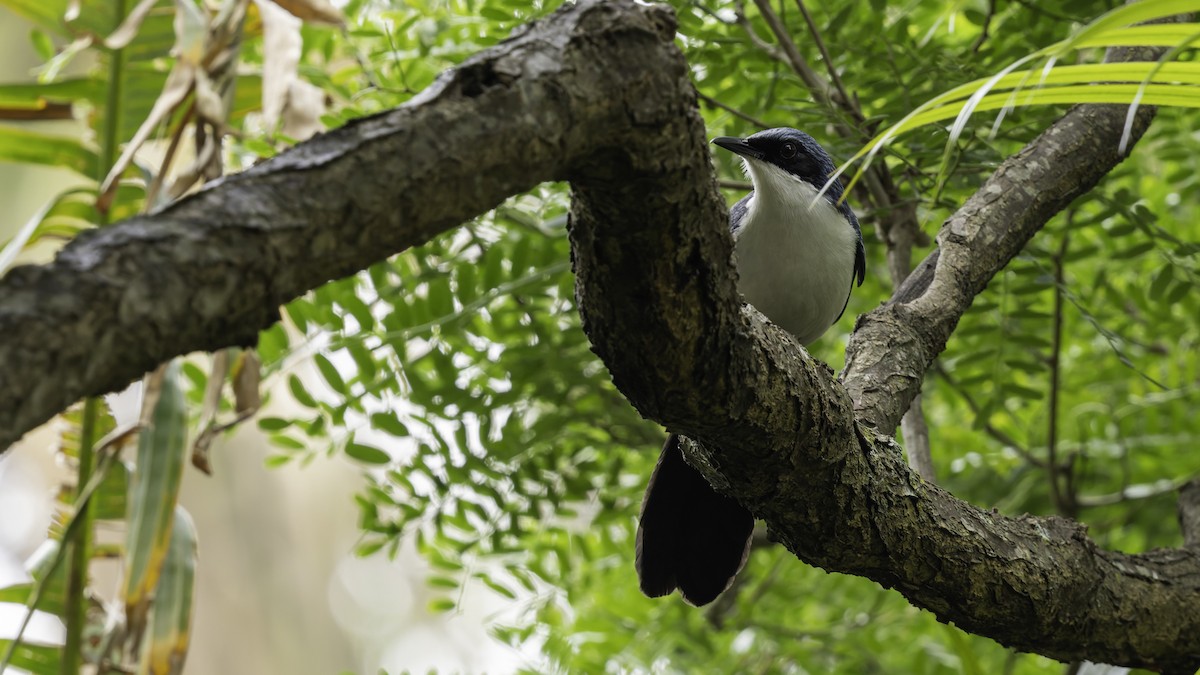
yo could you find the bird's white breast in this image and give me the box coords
[733,162,858,346]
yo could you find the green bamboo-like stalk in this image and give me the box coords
[60,398,99,675]
[60,0,127,670]
[137,507,198,675]
[122,363,189,643]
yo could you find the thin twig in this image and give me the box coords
[1047,229,1076,517]
[1076,476,1195,509]
[145,100,195,214]
[970,0,997,53]
[934,362,1047,469]
[697,91,771,129]
[750,0,833,104]
[792,0,862,123]
[1010,0,1076,23]
[734,0,788,62]
[901,393,935,480]
[692,1,735,25]
[746,0,928,280]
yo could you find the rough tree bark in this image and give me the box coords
[0,1,1196,670]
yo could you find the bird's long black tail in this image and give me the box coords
[635,434,755,606]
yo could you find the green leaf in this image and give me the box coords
[257,417,292,431]
[91,460,130,520]
[478,7,511,22]
[257,324,290,366]
[315,353,347,394]
[428,277,454,318]
[346,342,378,383]
[355,538,387,557]
[0,78,104,109]
[483,246,505,289]
[427,575,459,589]
[29,28,54,61]
[1111,241,1155,260]
[0,125,99,177]
[370,412,409,437]
[123,361,189,638]
[269,434,306,450]
[264,454,293,468]
[1148,266,1174,300]
[1165,280,1191,304]
[138,506,197,675]
[428,597,457,613]
[346,441,391,465]
[477,573,518,600]
[1004,382,1044,400]
[288,374,318,408]
[456,260,478,301]
[0,640,59,675]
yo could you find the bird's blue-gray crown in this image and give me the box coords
[711,127,846,206]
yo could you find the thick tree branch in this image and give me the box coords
[0,0,680,449]
[0,1,1196,670]
[562,7,1198,671]
[841,40,1169,436]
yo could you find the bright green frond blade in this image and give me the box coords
[0,541,70,619]
[0,640,60,675]
[0,79,104,110]
[910,84,1200,131]
[1055,0,1200,56]
[1076,22,1200,48]
[137,506,198,675]
[122,362,189,639]
[0,125,99,177]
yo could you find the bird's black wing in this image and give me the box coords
[729,193,753,235]
[835,202,866,322]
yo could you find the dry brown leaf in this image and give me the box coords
[269,0,344,26]
[96,63,195,211]
[255,0,302,131]
[281,78,326,140]
[102,0,162,49]
[232,349,262,415]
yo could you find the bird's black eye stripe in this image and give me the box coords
[780,142,797,159]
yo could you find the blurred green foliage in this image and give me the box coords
[247,1,1200,673]
[238,1,1200,673]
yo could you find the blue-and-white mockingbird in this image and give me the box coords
[635,128,866,606]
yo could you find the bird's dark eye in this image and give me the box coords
[780,142,797,159]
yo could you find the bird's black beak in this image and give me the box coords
[711,136,764,160]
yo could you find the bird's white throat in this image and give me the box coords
[733,159,858,346]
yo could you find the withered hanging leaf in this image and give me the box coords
[103,0,163,50]
[257,0,301,132]
[232,349,262,415]
[122,362,189,643]
[266,0,344,26]
[96,63,195,211]
[191,349,262,474]
[136,506,197,675]
[173,0,211,66]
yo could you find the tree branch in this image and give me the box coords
[1181,479,1200,550]
[841,36,1172,437]
[0,1,1196,670]
[0,0,683,449]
